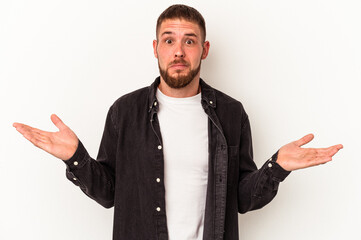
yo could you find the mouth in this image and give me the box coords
[169,63,189,70]
[171,64,187,68]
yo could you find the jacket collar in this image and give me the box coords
[148,76,216,113]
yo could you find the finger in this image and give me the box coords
[294,133,314,147]
[32,130,50,142]
[13,122,22,128]
[301,150,332,167]
[14,122,54,153]
[13,123,37,135]
[305,145,342,165]
[326,144,343,157]
[51,114,67,131]
[13,122,30,131]
[13,123,48,136]
[336,144,343,150]
[22,130,49,149]
[310,144,343,154]
[318,144,344,156]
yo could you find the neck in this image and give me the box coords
[158,76,201,98]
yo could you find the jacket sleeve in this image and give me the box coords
[63,106,118,208]
[237,115,290,214]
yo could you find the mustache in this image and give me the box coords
[169,60,189,67]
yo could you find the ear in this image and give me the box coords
[201,41,210,60]
[153,40,158,58]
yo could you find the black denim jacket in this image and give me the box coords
[64,77,290,240]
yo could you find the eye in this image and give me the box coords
[165,39,173,44]
[186,39,194,45]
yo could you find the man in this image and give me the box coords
[13,4,343,240]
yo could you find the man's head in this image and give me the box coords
[156,4,206,43]
[153,4,210,90]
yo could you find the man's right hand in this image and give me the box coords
[13,114,78,161]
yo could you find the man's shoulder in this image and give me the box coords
[206,83,246,113]
[214,88,241,104]
[205,83,249,127]
[106,85,151,122]
[112,86,150,108]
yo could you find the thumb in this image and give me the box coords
[294,133,314,147]
[51,114,67,131]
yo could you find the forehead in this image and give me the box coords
[158,19,201,37]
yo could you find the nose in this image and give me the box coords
[174,43,185,58]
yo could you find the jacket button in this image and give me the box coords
[268,163,273,168]
[209,100,213,104]
[73,161,78,166]
[73,178,77,181]
[154,101,158,106]
[158,145,162,150]
[156,178,161,183]
[156,207,161,212]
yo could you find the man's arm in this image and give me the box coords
[13,110,117,208]
[237,117,343,213]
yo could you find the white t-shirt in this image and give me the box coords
[156,88,209,240]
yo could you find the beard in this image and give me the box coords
[158,59,201,89]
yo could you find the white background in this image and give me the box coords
[1,0,360,239]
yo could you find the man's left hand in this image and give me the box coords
[276,134,343,171]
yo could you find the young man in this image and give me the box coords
[13,4,343,240]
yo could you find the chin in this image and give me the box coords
[171,73,188,79]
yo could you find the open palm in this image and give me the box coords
[277,134,343,171]
[13,114,78,161]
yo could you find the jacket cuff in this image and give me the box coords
[63,140,89,170]
[267,151,291,182]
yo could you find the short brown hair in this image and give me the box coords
[156,4,206,42]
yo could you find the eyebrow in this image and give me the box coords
[185,33,197,38]
[161,31,173,37]
[160,31,198,38]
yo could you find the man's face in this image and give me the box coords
[153,18,210,89]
